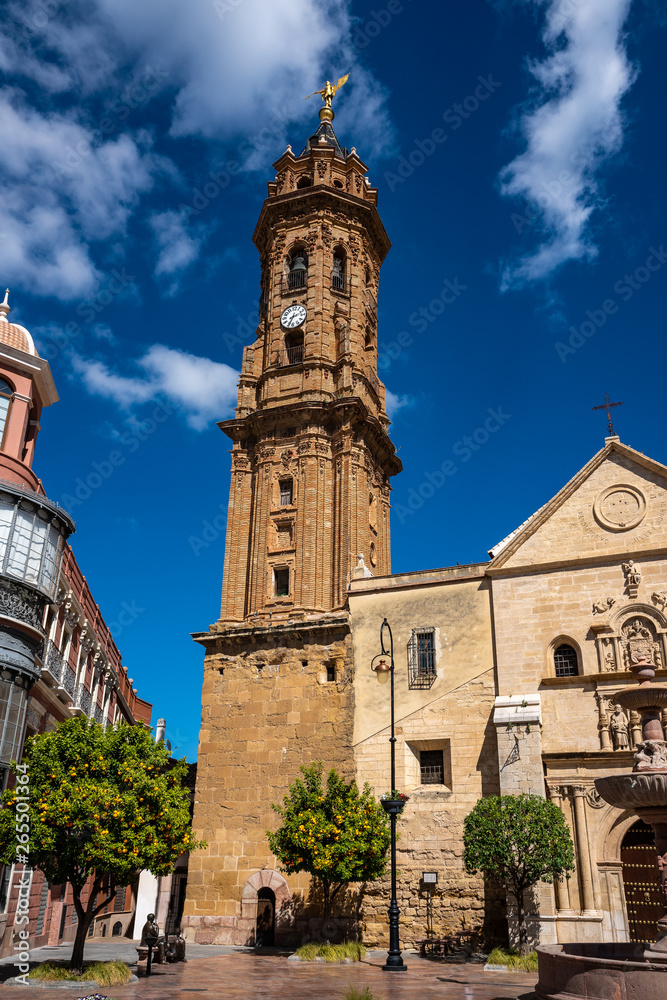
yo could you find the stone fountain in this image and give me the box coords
[536,655,667,999]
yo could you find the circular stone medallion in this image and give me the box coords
[593,484,646,532]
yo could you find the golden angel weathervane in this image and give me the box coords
[305,74,349,121]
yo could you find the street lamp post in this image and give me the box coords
[372,617,407,973]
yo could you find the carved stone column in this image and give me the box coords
[629,710,642,749]
[595,689,611,750]
[571,785,597,913]
[549,787,573,912]
[662,707,667,741]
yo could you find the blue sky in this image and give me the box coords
[1,0,666,760]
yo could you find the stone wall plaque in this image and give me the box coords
[593,484,646,532]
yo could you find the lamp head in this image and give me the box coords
[373,657,391,684]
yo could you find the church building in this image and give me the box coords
[184,95,666,952]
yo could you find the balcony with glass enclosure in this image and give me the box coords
[0,483,74,602]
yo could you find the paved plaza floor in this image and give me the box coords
[0,942,538,1000]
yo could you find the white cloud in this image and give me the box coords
[0,1,394,303]
[149,210,205,294]
[0,88,166,298]
[499,0,636,288]
[385,389,411,418]
[72,345,239,430]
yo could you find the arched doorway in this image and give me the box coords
[256,887,275,947]
[621,819,662,943]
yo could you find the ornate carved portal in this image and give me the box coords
[594,608,667,675]
[621,618,662,669]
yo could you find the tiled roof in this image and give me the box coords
[0,321,36,356]
[300,120,348,160]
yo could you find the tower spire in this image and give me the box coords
[0,289,10,323]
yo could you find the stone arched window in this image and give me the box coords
[332,247,346,292]
[296,174,312,189]
[286,245,308,291]
[553,642,579,677]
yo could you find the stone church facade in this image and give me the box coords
[184,105,666,951]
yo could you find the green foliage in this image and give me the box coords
[463,794,575,893]
[342,987,382,1000]
[295,941,366,962]
[0,717,205,970]
[487,947,539,972]
[267,762,390,916]
[29,960,132,984]
[463,794,575,955]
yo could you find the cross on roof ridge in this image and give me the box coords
[592,393,624,437]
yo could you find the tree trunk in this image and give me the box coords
[69,876,113,973]
[69,908,91,975]
[516,890,529,957]
[322,882,331,924]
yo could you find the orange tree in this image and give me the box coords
[267,762,390,924]
[0,716,204,972]
[463,794,575,956]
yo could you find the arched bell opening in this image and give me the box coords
[332,247,347,292]
[286,246,308,291]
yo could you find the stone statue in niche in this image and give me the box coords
[609,703,630,750]
[601,638,617,672]
[592,597,616,615]
[622,560,641,597]
[634,740,667,771]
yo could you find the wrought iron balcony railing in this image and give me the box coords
[275,346,305,367]
[94,704,105,725]
[282,270,307,294]
[74,683,91,716]
[331,273,347,293]
[62,665,77,697]
[43,639,64,686]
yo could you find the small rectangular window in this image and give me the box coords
[420,749,444,785]
[326,664,336,682]
[274,568,290,597]
[408,628,437,689]
[279,479,293,506]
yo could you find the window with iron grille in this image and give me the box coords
[407,628,437,689]
[279,479,293,506]
[554,643,579,677]
[420,749,444,785]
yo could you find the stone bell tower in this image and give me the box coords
[218,99,401,624]
[185,93,401,946]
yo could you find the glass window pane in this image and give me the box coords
[0,396,9,442]
[6,508,34,579]
[0,499,14,567]
[25,518,47,584]
[39,524,60,597]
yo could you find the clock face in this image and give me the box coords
[281,304,307,329]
